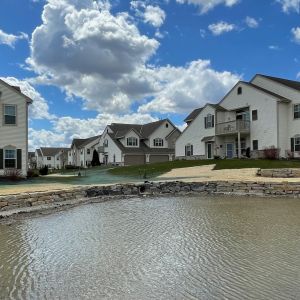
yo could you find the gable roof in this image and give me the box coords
[72,135,101,149]
[40,147,69,157]
[0,79,33,103]
[255,74,300,92]
[184,108,203,123]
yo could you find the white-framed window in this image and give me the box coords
[47,157,51,160]
[127,137,138,146]
[4,105,16,125]
[205,114,214,128]
[104,139,108,147]
[292,136,300,152]
[294,104,300,119]
[185,144,193,156]
[4,148,16,168]
[153,138,164,147]
[87,149,90,154]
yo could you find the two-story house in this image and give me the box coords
[0,79,32,177]
[35,147,70,169]
[99,119,180,166]
[68,135,101,168]
[176,74,300,159]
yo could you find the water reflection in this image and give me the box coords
[0,196,300,299]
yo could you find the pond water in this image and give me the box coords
[0,196,300,299]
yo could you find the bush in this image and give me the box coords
[65,165,80,170]
[39,165,49,175]
[213,155,221,159]
[91,149,101,166]
[263,146,280,160]
[27,169,39,178]
[4,168,23,181]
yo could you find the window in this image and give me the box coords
[252,110,258,121]
[104,139,108,147]
[47,157,51,160]
[294,104,300,119]
[80,149,83,154]
[69,153,71,156]
[127,137,138,146]
[165,123,169,128]
[87,149,90,154]
[185,144,193,156]
[253,140,258,150]
[205,114,214,128]
[57,157,59,160]
[4,105,16,125]
[153,138,164,147]
[4,149,16,168]
[237,87,242,95]
[291,136,300,152]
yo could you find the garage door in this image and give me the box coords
[124,155,146,166]
[149,155,169,164]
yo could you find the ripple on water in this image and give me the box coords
[0,196,300,299]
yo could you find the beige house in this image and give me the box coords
[100,119,180,166]
[0,79,32,177]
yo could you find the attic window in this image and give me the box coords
[165,123,169,128]
[237,87,242,95]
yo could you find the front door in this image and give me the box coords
[226,143,234,159]
[207,143,213,159]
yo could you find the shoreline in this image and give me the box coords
[1,179,300,223]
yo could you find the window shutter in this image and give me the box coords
[162,139,164,147]
[17,149,22,169]
[185,146,187,156]
[212,115,215,127]
[204,117,207,128]
[0,149,3,169]
[291,138,295,152]
[191,145,193,156]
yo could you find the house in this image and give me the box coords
[99,119,180,166]
[68,135,101,168]
[0,79,32,177]
[176,74,300,159]
[28,151,36,169]
[35,147,70,169]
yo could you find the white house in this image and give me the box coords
[100,119,180,166]
[176,74,300,159]
[68,135,101,168]
[0,79,32,177]
[36,147,70,169]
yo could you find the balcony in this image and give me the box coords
[216,120,250,135]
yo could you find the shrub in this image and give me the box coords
[4,168,23,181]
[65,165,80,170]
[263,146,280,160]
[27,169,39,178]
[91,149,101,166]
[39,165,49,175]
[213,155,221,159]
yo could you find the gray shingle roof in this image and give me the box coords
[258,74,300,92]
[72,135,101,149]
[40,147,69,157]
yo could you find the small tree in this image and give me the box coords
[91,149,100,166]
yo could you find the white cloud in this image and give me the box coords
[208,21,236,35]
[27,0,159,114]
[292,27,300,43]
[269,45,280,50]
[245,16,259,28]
[0,29,28,48]
[277,0,300,13]
[0,77,54,120]
[175,0,239,14]
[138,59,240,114]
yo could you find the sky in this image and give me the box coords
[1,0,300,150]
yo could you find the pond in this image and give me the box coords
[0,196,300,299]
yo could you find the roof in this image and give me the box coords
[201,136,215,142]
[36,149,42,156]
[109,119,168,139]
[72,135,101,149]
[0,79,33,104]
[184,108,203,123]
[40,147,69,157]
[28,151,35,158]
[256,74,300,92]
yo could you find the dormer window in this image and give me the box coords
[204,114,214,129]
[153,138,164,147]
[127,137,138,146]
[237,87,242,95]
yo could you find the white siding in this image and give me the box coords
[147,120,175,148]
[0,82,29,176]
[102,133,122,164]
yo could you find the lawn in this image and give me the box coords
[108,159,300,178]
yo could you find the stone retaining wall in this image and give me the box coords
[257,168,300,178]
[1,181,300,214]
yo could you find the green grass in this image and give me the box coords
[108,159,300,178]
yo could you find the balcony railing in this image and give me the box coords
[216,120,250,135]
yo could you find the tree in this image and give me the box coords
[91,149,100,166]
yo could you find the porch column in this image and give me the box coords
[237,132,241,158]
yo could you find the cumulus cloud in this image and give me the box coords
[208,21,236,35]
[277,0,300,13]
[138,60,240,114]
[245,16,259,28]
[175,0,239,14]
[0,77,54,120]
[0,29,28,48]
[292,27,300,43]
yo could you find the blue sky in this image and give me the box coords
[0,0,300,149]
